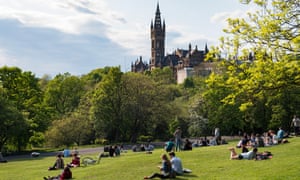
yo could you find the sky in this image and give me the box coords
[0,0,256,78]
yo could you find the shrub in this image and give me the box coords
[95,138,108,145]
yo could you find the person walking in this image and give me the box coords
[291,115,300,136]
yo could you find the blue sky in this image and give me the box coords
[0,0,256,77]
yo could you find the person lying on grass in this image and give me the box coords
[229,147,257,160]
[229,147,273,160]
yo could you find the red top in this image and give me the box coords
[71,157,80,166]
[60,170,72,180]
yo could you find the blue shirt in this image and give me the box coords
[165,141,175,152]
[277,129,284,139]
[161,160,171,176]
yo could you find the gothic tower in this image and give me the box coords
[150,3,165,70]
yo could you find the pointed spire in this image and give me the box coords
[156,2,160,14]
[205,43,209,54]
[154,2,162,28]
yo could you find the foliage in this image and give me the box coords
[0,88,26,151]
[199,0,300,134]
[92,68,181,143]
[0,66,43,151]
[29,132,45,148]
[94,138,108,145]
[45,106,95,147]
[92,67,124,142]
[137,135,153,143]
[43,73,85,119]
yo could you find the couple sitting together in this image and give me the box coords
[144,152,191,179]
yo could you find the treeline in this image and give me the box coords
[0,66,198,151]
[1,0,299,152]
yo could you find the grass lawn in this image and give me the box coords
[1,137,300,180]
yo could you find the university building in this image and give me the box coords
[131,3,215,83]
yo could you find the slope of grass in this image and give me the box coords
[1,137,300,180]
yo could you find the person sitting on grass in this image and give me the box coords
[169,151,192,175]
[44,166,72,180]
[48,154,64,170]
[229,147,257,160]
[169,151,183,175]
[67,153,80,168]
[183,138,192,151]
[144,154,175,179]
[165,139,175,152]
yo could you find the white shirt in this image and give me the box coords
[293,117,300,127]
[241,151,255,160]
[170,156,183,174]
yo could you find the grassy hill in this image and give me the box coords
[1,137,300,180]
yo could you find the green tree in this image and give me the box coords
[204,0,300,133]
[92,67,124,142]
[43,73,85,119]
[0,66,43,150]
[121,72,177,142]
[0,88,26,151]
[45,109,94,147]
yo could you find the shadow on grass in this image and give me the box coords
[173,174,198,180]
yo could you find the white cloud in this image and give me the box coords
[0,0,143,56]
[0,48,17,65]
[107,22,149,56]
[0,0,125,35]
[210,7,257,27]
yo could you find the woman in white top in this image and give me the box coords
[229,147,257,160]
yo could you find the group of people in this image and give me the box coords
[165,138,193,152]
[42,121,297,179]
[144,151,191,179]
[107,145,121,157]
[132,143,155,153]
[236,127,288,152]
[230,127,293,161]
[45,150,80,180]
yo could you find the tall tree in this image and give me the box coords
[43,73,85,119]
[92,67,123,142]
[0,88,26,151]
[0,66,43,150]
